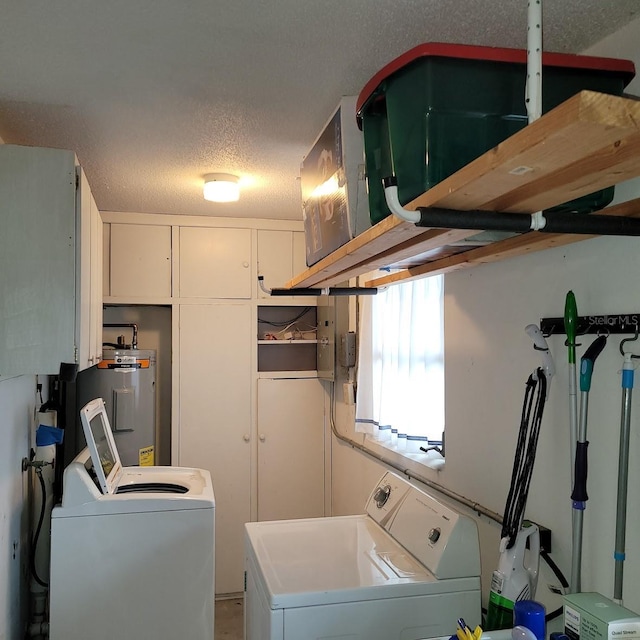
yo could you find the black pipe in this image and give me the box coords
[269,287,377,296]
[416,207,640,236]
[103,323,138,349]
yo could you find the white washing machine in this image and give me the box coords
[49,398,215,640]
[244,471,481,640]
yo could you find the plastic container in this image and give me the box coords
[356,43,635,224]
[514,600,546,640]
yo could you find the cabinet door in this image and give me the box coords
[257,378,325,521]
[179,227,252,298]
[76,167,103,369]
[257,229,311,302]
[292,231,306,276]
[179,303,252,595]
[257,230,293,298]
[90,195,103,362]
[110,223,171,298]
[0,145,77,375]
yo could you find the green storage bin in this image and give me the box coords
[356,43,635,224]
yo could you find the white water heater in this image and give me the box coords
[76,349,156,466]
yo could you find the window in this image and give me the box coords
[355,275,444,455]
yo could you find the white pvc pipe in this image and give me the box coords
[527,0,543,123]
[527,0,544,231]
[383,183,421,223]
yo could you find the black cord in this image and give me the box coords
[541,548,569,622]
[501,368,547,547]
[30,469,48,588]
[257,307,313,327]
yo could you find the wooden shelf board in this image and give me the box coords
[258,340,318,344]
[286,90,640,290]
[365,197,640,287]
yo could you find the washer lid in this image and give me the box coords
[53,449,215,517]
[245,515,478,609]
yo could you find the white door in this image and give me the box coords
[179,303,252,595]
[109,223,171,298]
[257,377,325,521]
[179,227,252,298]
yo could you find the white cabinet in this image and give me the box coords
[179,227,252,298]
[178,303,252,595]
[0,145,102,375]
[108,223,171,298]
[257,306,317,374]
[257,230,307,298]
[257,378,325,521]
[77,167,103,369]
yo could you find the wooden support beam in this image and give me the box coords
[286,91,640,290]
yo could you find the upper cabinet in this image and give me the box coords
[0,145,102,375]
[179,226,252,299]
[257,230,306,299]
[77,167,103,369]
[107,223,171,299]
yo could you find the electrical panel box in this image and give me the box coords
[316,300,335,381]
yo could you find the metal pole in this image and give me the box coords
[614,354,634,603]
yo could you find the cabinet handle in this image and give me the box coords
[259,434,266,442]
[243,434,250,442]
[242,261,249,268]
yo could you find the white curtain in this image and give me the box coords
[355,275,444,448]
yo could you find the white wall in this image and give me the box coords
[0,375,37,640]
[331,15,640,616]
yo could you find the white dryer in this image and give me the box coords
[49,398,215,640]
[244,471,481,640]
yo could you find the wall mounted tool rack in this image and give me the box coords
[540,314,640,336]
[285,91,640,292]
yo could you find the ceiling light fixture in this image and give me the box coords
[203,173,240,202]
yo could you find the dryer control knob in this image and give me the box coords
[374,485,391,508]
[428,527,441,544]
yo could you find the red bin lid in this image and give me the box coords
[356,42,636,127]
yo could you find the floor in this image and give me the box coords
[215,597,244,640]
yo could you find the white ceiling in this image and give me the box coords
[1,1,639,221]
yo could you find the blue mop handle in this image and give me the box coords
[579,335,607,393]
[572,335,607,505]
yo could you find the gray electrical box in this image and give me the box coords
[339,331,356,368]
[317,300,335,381]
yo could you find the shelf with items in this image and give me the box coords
[284,91,640,291]
[258,339,319,345]
[257,306,318,373]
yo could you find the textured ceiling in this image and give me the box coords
[1,1,639,221]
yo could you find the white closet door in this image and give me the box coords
[257,377,325,521]
[179,303,252,595]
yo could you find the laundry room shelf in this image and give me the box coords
[257,340,318,345]
[285,90,640,290]
[257,305,318,372]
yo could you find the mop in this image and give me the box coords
[564,291,580,592]
[485,324,554,630]
[570,332,607,593]
[613,333,639,604]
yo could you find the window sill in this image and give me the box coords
[361,436,445,475]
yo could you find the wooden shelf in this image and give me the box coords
[258,339,318,344]
[285,90,640,290]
